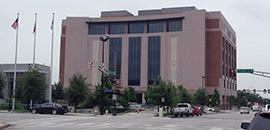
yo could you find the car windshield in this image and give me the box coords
[178,105,188,107]
[249,113,270,129]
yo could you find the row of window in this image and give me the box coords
[222,36,236,79]
[108,36,161,86]
[89,19,183,35]
[224,80,237,90]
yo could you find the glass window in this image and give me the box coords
[148,21,163,33]
[109,24,125,34]
[89,24,105,34]
[167,19,183,32]
[128,37,141,86]
[109,38,122,79]
[129,23,144,34]
[148,36,161,85]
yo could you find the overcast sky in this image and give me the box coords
[1,0,270,98]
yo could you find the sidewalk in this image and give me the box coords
[123,110,158,118]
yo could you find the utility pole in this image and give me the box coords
[99,35,109,115]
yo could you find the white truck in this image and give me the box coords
[173,103,194,117]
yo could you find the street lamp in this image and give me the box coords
[202,76,206,89]
[99,35,109,115]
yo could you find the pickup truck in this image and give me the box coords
[173,103,194,117]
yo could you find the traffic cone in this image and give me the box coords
[137,109,139,113]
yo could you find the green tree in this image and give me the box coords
[91,75,113,109]
[144,76,177,112]
[52,82,65,102]
[211,88,220,106]
[193,88,209,106]
[176,85,192,104]
[0,72,6,99]
[118,87,137,110]
[66,73,89,113]
[20,69,47,109]
[227,95,238,107]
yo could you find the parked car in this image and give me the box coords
[204,106,214,111]
[241,111,270,129]
[30,103,67,115]
[240,107,249,114]
[193,106,202,116]
[173,103,194,117]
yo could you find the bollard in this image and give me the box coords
[105,110,109,116]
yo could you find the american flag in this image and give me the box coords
[11,18,18,30]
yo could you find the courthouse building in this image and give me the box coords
[60,6,237,106]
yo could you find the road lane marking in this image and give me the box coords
[210,127,223,130]
[76,123,94,126]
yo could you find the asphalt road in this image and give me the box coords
[0,111,254,130]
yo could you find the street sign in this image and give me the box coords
[109,70,116,76]
[104,89,114,93]
[113,94,117,100]
[237,69,254,73]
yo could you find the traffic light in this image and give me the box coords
[264,89,267,94]
[268,89,270,94]
[88,61,92,70]
[115,90,119,94]
[230,69,235,77]
[243,89,246,94]
[116,80,120,87]
[253,89,256,94]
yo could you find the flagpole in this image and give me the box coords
[33,13,37,69]
[12,13,19,110]
[49,13,55,103]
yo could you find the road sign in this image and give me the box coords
[104,89,114,93]
[237,69,254,73]
[109,70,116,76]
[113,94,117,100]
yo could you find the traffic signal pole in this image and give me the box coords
[113,51,117,116]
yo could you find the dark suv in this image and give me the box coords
[241,111,270,129]
[30,103,66,115]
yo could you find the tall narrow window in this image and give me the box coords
[128,37,141,85]
[148,36,161,85]
[109,38,122,79]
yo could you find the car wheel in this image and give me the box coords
[197,114,199,116]
[240,112,242,114]
[186,113,189,117]
[180,114,183,117]
[191,113,194,117]
[174,114,178,117]
[32,109,37,114]
[52,109,58,115]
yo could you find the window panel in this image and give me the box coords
[128,37,141,85]
[167,19,183,32]
[129,23,144,34]
[109,38,122,78]
[109,24,125,34]
[148,36,160,85]
[89,24,105,34]
[148,22,163,33]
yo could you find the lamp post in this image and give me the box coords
[99,35,109,115]
[202,76,206,89]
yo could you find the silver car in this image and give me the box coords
[240,107,249,114]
